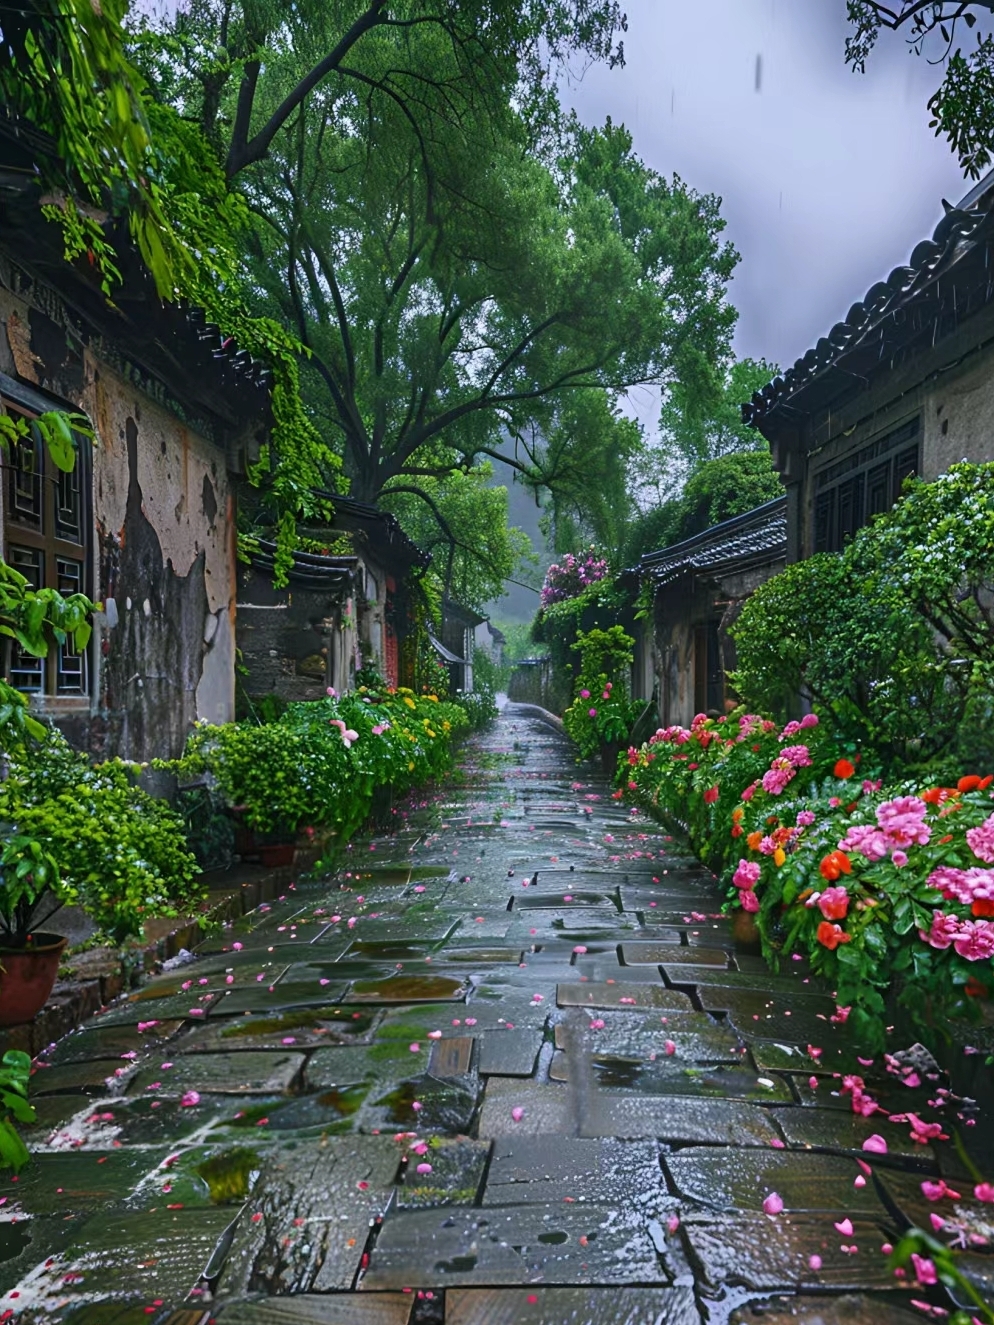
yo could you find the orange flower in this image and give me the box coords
[731,806,745,823]
[746,831,763,851]
[819,850,852,882]
[921,787,957,805]
[816,920,851,950]
[957,775,984,793]
[834,759,855,780]
[773,846,786,867]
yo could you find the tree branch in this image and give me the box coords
[225,0,389,177]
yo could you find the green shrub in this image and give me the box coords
[562,626,640,760]
[0,730,201,943]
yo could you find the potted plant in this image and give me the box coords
[0,829,69,1027]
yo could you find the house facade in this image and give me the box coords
[0,210,270,761]
[637,498,787,727]
[745,173,994,561]
[236,496,430,706]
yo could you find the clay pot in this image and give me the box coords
[0,933,68,1027]
[731,909,762,952]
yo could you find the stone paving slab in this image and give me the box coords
[220,1137,399,1296]
[556,983,695,1011]
[443,1286,701,1325]
[481,1136,668,1209]
[360,1203,668,1288]
[665,1148,890,1214]
[726,1296,927,1325]
[681,1212,896,1291]
[216,1296,414,1323]
[12,1207,236,1314]
[128,1050,304,1097]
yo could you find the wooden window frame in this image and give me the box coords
[1,382,92,698]
[813,417,920,554]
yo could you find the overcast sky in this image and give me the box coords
[560,0,969,393]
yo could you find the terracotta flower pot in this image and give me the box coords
[731,909,762,952]
[0,933,68,1027]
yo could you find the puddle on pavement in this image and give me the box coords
[347,974,466,1002]
[195,1146,261,1202]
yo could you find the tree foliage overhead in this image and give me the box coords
[846,2,994,177]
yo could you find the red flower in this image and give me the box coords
[816,921,851,950]
[958,775,984,793]
[703,786,719,804]
[972,899,994,918]
[965,977,989,998]
[834,759,856,780]
[731,824,743,838]
[819,850,852,882]
[611,789,624,800]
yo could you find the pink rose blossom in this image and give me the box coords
[796,810,817,828]
[920,911,961,950]
[966,812,994,863]
[800,712,819,728]
[838,824,889,861]
[817,887,849,920]
[740,781,758,801]
[739,889,760,913]
[733,859,761,889]
[876,796,930,847]
[780,744,812,768]
[952,919,994,961]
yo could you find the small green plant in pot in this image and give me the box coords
[0,828,71,1027]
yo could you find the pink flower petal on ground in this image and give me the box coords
[769,1138,786,1149]
[664,1040,676,1056]
[666,1214,681,1233]
[428,1030,442,1040]
[974,1182,994,1202]
[762,1192,784,1215]
[834,1218,854,1236]
[464,1018,477,1026]
[179,1091,200,1107]
[409,1043,420,1053]
[572,945,588,955]
[808,1254,822,1270]
[416,1163,432,1175]
[862,1135,888,1154]
[853,1175,866,1189]
[511,1106,525,1122]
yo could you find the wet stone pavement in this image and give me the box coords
[2,705,993,1324]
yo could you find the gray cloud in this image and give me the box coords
[561,0,968,374]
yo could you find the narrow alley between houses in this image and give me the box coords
[2,706,991,1325]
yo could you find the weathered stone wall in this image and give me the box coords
[0,257,238,761]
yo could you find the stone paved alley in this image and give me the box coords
[2,707,993,1325]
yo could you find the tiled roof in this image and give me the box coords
[744,173,994,431]
[640,497,787,587]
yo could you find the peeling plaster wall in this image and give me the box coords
[0,260,237,761]
[84,361,237,758]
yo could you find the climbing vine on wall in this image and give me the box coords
[3,0,341,585]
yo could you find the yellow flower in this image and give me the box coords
[426,729,436,738]
[429,694,439,702]
[404,697,416,709]
[442,721,450,732]
[773,847,786,867]
[408,760,415,771]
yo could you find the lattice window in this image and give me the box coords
[2,391,91,697]
[814,417,919,554]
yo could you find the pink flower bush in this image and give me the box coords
[540,548,609,607]
[919,910,994,959]
[928,866,994,906]
[780,744,812,768]
[966,812,994,862]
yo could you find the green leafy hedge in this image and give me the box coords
[168,687,470,843]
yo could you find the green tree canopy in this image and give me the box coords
[621,449,783,566]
